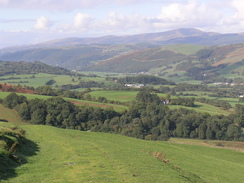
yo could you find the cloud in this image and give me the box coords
[3,0,244,49]
[73,13,93,30]
[211,0,244,33]
[93,12,150,35]
[151,0,221,30]
[34,16,52,31]
[57,13,93,32]
[232,0,244,19]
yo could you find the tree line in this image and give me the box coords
[106,75,176,85]
[2,92,243,142]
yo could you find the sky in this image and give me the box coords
[0,0,244,48]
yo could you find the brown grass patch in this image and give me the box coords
[0,83,36,94]
[213,47,244,66]
[148,151,170,164]
[169,138,244,152]
[69,100,120,109]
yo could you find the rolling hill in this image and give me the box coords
[84,47,188,73]
[2,28,244,51]
[0,28,244,80]
[0,44,149,70]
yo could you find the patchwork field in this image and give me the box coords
[0,89,236,115]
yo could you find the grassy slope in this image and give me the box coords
[90,90,138,102]
[0,105,244,183]
[0,124,243,183]
[0,73,54,88]
[213,46,244,66]
[163,44,207,55]
[0,73,106,88]
[168,102,232,116]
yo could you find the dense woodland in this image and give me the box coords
[106,75,176,85]
[2,92,243,142]
[0,61,73,75]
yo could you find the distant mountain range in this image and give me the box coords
[2,28,244,51]
[0,28,244,78]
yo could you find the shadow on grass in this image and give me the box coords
[193,104,203,108]
[0,138,39,181]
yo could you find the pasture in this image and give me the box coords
[168,102,233,116]
[0,73,108,88]
[0,121,243,183]
[164,44,207,55]
[0,73,53,88]
[90,90,138,102]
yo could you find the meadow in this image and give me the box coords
[0,92,128,112]
[90,90,138,102]
[163,44,207,55]
[0,73,108,88]
[0,73,53,88]
[168,102,232,116]
[0,119,243,182]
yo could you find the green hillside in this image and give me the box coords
[86,47,188,73]
[81,43,244,83]
[0,44,145,70]
[0,43,244,85]
[0,121,243,183]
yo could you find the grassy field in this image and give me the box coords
[169,102,233,115]
[90,90,138,102]
[0,92,52,100]
[179,91,241,107]
[0,73,108,88]
[164,44,207,55]
[66,98,128,112]
[0,73,53,88]
[0,92,128,112]
[0,105,244,182]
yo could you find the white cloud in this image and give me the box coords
[232,0,244,19]
[212,0,244,33]
[94,12,147,34]
[152,0,221,30]
[34,16,52,31]
[57,13,93,32]
[73,13,93,30]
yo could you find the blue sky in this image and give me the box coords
[0,0,243,48]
